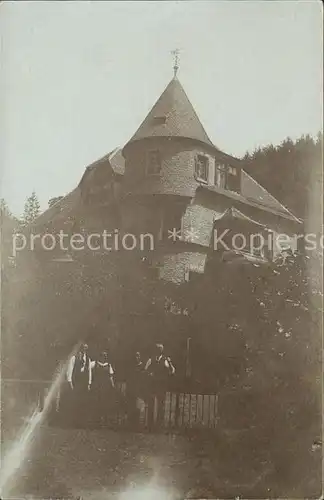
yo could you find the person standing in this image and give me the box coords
[126,351,146,426]
[91,350,115,426]
[66,343,93,425]
[145,343,175,428]
[134,351,145,395]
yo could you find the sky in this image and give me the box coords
[0,1,322,216]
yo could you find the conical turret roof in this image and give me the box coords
[125,77,214,149]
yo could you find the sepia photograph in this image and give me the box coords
[0,1,323,499]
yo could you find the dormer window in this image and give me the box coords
[146,150,161,175]
[228,166,237,176]
[227,166,240,192]
[195,154,209,183]
[153,115,167,125]
[215,163,227,188]
[215,163,240,192]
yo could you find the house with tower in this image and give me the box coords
[32,66,300,284]
[7,62,303,381]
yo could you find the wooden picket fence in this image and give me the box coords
[2,378,219,434]
[129,391,219,430]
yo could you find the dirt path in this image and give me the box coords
[3,419,321,499]
[7,424,201,499]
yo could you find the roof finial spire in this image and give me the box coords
[171,49,180,78]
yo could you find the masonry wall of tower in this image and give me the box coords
[155,251,208,283]
[123,137,215,197]
[121,137,213,282]
[121,131,297,283]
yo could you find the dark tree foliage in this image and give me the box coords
[243,133,322,221]
[178,248,322,494]
[190,249,321,390]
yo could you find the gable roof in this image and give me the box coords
[214,206,267,227]
[240,170,299,221]
[31,187,81,230]
[124,77,214,149]
[108,147,125,176]
[0,210,18,232]
[199,172,301,223]
[30,148,125,231]
[79,147,125,184]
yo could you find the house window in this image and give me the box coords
[184,266,201,282]
[215,163,240,192]
[195,155,209,183]
[246,239,263,258]
[226,166,240,192]
[215,163,227,188]
[146,150,161,175]
[273,232,296,257]
[240,231,269,259]
[153,115,167,125]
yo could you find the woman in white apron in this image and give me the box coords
[91,350,115,426]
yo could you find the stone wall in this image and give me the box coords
[123,137,215,198]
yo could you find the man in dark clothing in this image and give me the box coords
[66,343,93,425]
[145,343,175,428]
[67,343,92,391]
[126,351,146,426]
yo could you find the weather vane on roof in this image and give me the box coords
[171,49,180,78]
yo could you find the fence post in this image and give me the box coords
[185,337,192,378]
